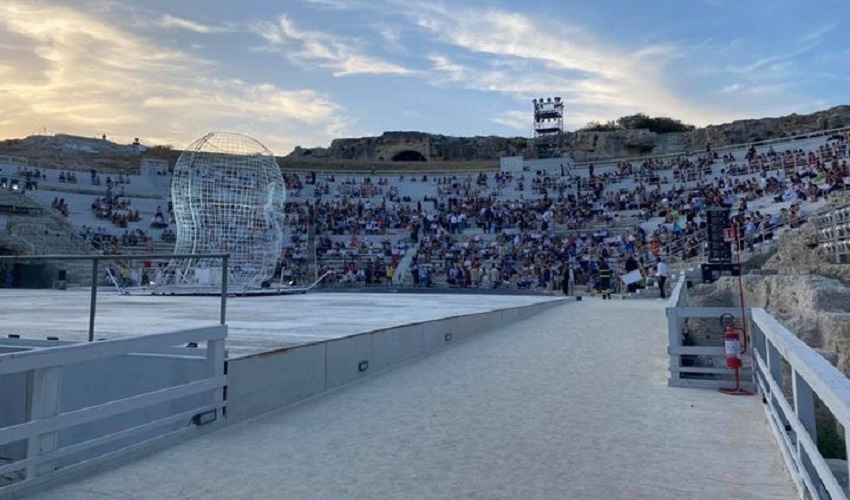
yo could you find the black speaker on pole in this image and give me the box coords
[705,208,732,263]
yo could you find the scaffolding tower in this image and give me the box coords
[532,97,565,158]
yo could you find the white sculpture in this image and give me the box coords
[166,132,286,290]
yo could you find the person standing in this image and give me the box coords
[561,264,572,296]
[598,259,613,300]
[410,263,419,287]
[657,259,668,299]
[385,262,394,286]
[624,252,639,294]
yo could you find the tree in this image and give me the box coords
[580,113,695,133]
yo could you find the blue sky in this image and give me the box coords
[0,0,846,154]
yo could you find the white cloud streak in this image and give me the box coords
[0,2,351,152]
[400,4,733,127]
[157,14,233,34]
[251,16,414,76]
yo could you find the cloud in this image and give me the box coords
[292,0,828,127]
[801,23,836,44]
[157,14,232,34]
[411,6,730,127]
[0,1,350,152]
[491,110,528,131]
[251,15,413,76]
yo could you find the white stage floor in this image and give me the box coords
[0,289,562,358]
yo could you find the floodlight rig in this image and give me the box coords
[532,97,565,158]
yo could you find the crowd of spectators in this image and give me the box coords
[19,130,849,291]
[77,225,156,254]
[50,197,69,217]
[284,133,849,292]
[58,171,78,183]
[91,195,140,228]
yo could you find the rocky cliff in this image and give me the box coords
[286,105,850,162]
[287,132,531,163]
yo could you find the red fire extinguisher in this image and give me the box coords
[723,321,745,368]
[719,313,752,395]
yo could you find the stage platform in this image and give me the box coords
[0,289,563,358]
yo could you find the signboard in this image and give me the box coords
[621,269,642,285]
[500,156,524,173]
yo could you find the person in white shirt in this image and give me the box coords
[657,259,669,299]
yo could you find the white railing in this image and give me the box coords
[751,309,850,500]
[665,275,750,388]
[816,203,850,264]
[667,273,850,499]
[0,155,29,169]
[0,325,227,497]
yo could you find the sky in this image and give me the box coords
[0,0,847,155]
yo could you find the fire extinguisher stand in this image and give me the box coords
[719,224,753,396]
[719,313,753,395]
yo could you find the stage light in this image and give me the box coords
[10,179,20,191]
[192,410,218,426]
[0,177,7,188]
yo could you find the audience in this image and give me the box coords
[9,131,849,291]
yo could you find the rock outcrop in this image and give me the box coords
[287,132,531,162]
[286,105,850,162]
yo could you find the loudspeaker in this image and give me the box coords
[705,208,732,263]
[701,263,741,283]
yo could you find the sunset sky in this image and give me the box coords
[0,0,846,154]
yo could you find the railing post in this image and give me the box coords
[832,210,841,264]
[766,340,782,398]
[793,370,816,441]
[88,259,98,342]
[792,368,821,497]
[667,305,681,385]
[25,366,62,479]
[220,255,228,325]
[207,334,226,421]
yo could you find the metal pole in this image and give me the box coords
[220,255,228,325]
[833,211,841,264]
[88,259,98,342]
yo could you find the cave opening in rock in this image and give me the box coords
[391,150,427,162]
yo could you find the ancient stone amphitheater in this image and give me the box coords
[0,106,849,374]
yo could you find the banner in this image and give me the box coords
[621,269,642,285]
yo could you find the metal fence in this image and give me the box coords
[665,275,751,388]
[0,253,229,341]
[815,204,850,264]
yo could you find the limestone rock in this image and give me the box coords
[284,105,850,162]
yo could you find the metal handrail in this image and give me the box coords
[0,253,230,341]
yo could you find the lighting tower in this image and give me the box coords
[532,97,565,158]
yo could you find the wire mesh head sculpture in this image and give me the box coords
[167,132,286,289]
